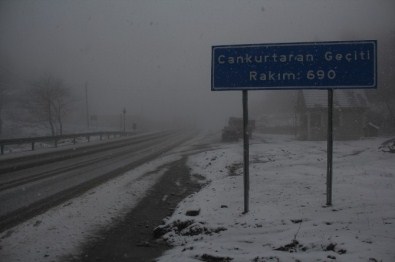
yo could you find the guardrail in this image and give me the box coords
[0,131,136,155]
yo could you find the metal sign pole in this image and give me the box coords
[242,90,250,213]
[327,89,334,206]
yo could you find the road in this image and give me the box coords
[71,156,203,262]
[0,130,195,232]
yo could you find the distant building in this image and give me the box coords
[295,90,369,140]
[363,122,380,137]
[254,113,295,135]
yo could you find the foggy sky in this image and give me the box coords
[0,0,394,129]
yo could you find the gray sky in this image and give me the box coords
[1,0,394,129]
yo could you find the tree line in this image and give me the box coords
[0,70,73,138]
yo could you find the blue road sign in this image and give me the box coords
[211,40,377,91]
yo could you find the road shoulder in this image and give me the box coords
[66,156,201,262]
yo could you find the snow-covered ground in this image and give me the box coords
[157,134,395,262]
[1,134,394,262]
[0,154,181,262]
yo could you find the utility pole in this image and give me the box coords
[85,82,90,130]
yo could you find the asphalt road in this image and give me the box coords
[0,130,195,232]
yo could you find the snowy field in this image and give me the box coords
[157,134,395,262]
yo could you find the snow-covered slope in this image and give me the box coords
[158,134,395,262]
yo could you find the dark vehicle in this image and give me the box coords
[222,117,255,142]
[380,137,395,153]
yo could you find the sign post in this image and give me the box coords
[327,89,334,206]
[242,90,249,213]
[211,40,377,211]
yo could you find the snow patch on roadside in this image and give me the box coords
[157,135,395,262]
[0,154,182,262]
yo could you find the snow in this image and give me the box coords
[157,134,395,262]
[0,153,181,262]
[0,133,394,262]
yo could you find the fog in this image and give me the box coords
[0,0,394,134]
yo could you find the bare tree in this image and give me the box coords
[24,75,72,136]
